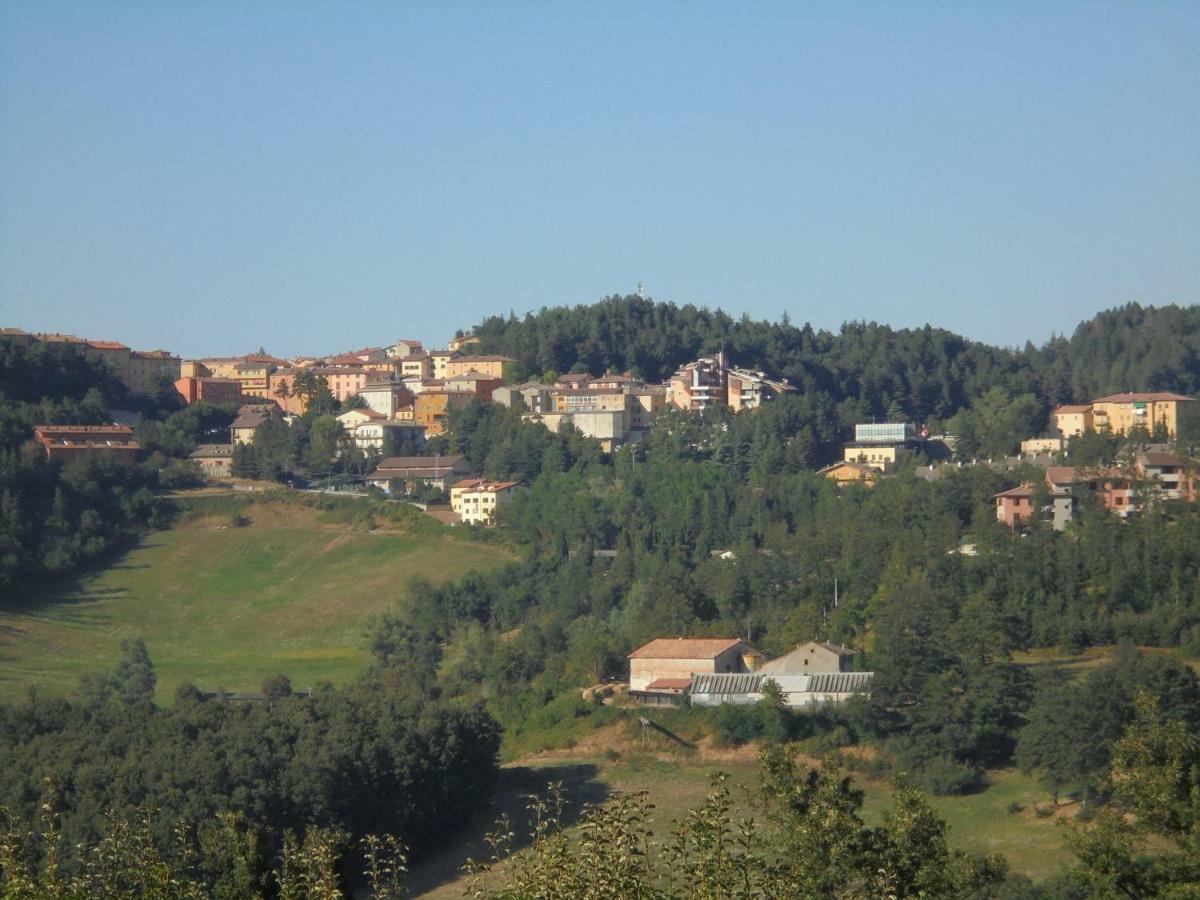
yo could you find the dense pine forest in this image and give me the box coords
[5,300,1200,895]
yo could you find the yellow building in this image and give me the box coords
[428,349,455,379]
[1052,404,1094,439]
[818,461,879,486]
[552,388,628,413]
[400,353,433,379]
[1090,393,1199,438]
[445,355,514,379]
[414,390,475,435]
[448,334,480,353]
[842,443,912,472]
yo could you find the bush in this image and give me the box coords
[911,755,981,795]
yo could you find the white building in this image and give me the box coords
[354,421,426,452]
[449,478,520,525]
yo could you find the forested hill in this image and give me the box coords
[474,298,1200,424]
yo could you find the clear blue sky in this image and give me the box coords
[1,1,1197,359]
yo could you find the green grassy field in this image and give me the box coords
[408,747,1072,898]
[0,499,514,700]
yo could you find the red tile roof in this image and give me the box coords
[1092,392,1195,404]
[628,638,749,660]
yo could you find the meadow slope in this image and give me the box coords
[0,498,513,700]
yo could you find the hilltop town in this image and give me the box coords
[11,322,1200,534]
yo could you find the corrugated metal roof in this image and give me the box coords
[804,672,874,693]
[690,673,763,695]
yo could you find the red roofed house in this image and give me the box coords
[450,479,521,525]
[627,637,755,693]
[34,425,140,465]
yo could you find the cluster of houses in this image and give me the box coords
[627,637,873,709]
[17,324,1198,533]
[995,445,1197,529]
[1,328,182,395]
[813,395,1200,533]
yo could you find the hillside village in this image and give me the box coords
[10,321,1200,718]
[11,324,1200,537]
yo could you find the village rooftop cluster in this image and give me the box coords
[10,326,1200,530]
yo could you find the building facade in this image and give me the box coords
[34,425,140,464]
[449,479,520,525]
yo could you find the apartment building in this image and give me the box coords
[400,352,433,379]
[429,349,456,379]
[1052,405,1094,439]
[356,381,414,418]
[842,423,924,473]
[444,371,502,401]
[450,478,520,525]
[414,390,475,435]
[445,355,514,379]
[34,425,140,465]
[175,376,244,405]
[1090,393,1199,438]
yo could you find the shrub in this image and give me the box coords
[911,755,981,795]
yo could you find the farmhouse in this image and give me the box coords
[758,640,856,674]
[627,637,755,693]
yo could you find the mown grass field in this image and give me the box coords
[0,497,514,700]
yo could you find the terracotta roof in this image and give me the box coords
[557,373,593,383]
[811,640,855,656]
[447,370,502,381]
[453,354,516,363]
[339,408,384,420]
[1045,466,1078,484]
[34,425,139,450]
[1054,404,1092,414]
[1141,451,1186,467]
[1092,392,1195,404]
[376,455,466,470]
[628,638,749,660]
[994,483,1036,499]
[552,387,625,396]
[35,424,134,436]
[817,461,876,477]
[87,340,129,350]
[452,478,519,491]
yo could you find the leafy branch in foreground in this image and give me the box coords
[464,749,1005,899]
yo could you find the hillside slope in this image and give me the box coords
[0,498,514,699]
